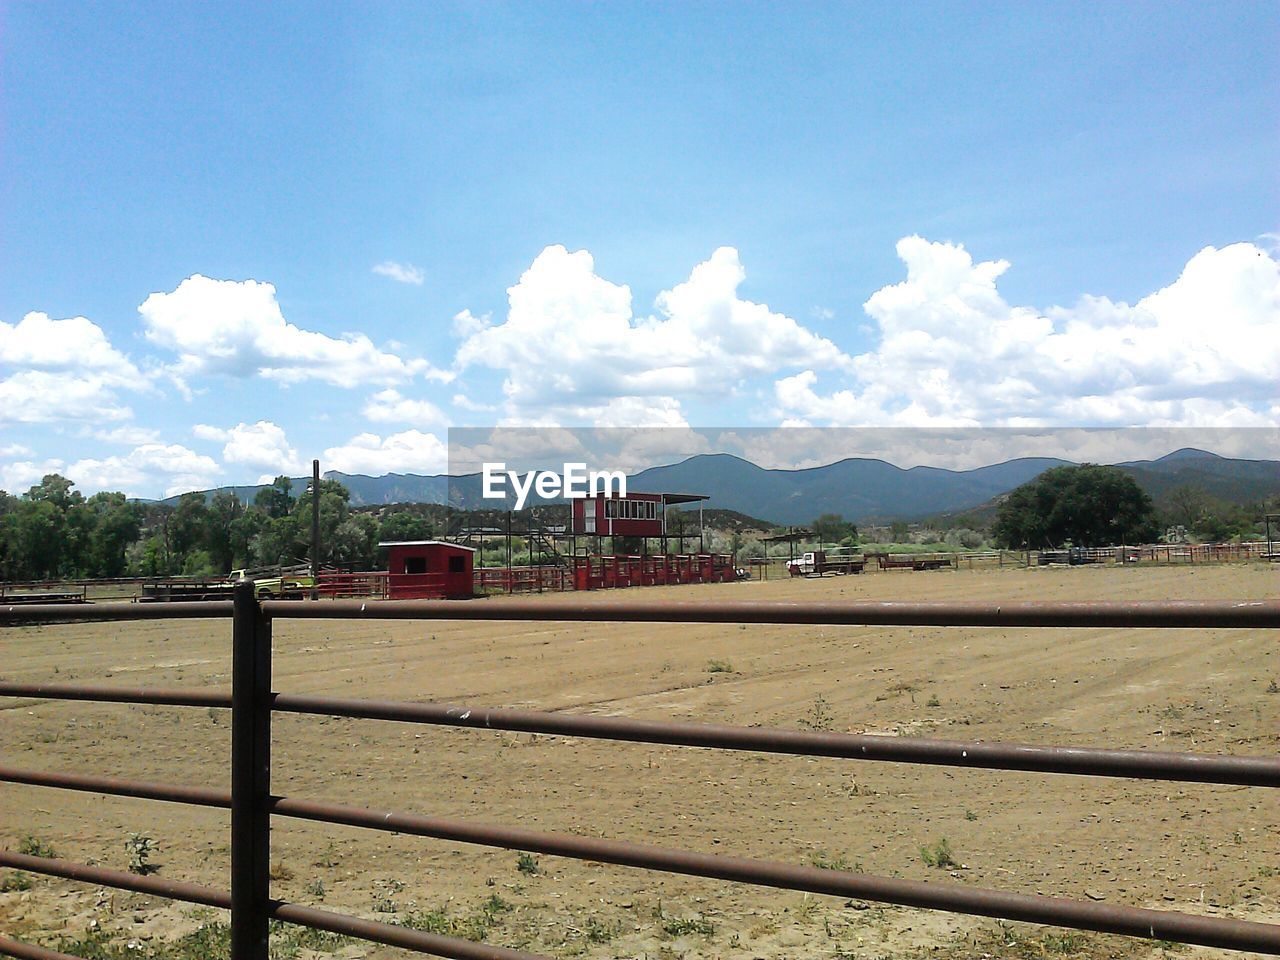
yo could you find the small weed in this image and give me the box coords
[124,832,157,875]
[584,917,616,943]
[1042,932,1086,954]
[1267,678,1279,694]
[268,861,294,882]
[798,694,834,731]
[926,694,941,707]
[371,877,405,912]
[920,837,958,869]
[305,878,325,900]
[17,836,55,859]
[0,871,32,892]
[706,658,734,673]
[964,808,979,821]
[516,851,540,875]
[312,841,340,868]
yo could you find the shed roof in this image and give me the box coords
[378,540,478,552]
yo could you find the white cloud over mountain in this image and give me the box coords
[322,430,449,476]
[454,245,849,425]
[775,237,1280,427]
[194,420,305,478]
[2,237,1276,498]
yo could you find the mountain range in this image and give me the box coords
[168,448,1278,527]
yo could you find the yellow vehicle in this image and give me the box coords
[227,567,315,599]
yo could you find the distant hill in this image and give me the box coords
[627,453,1072,525]
[163,447,1277,527]
[926,448,1279,529]
[1114,448,1280,503]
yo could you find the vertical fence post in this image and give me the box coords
[231,580,271,960]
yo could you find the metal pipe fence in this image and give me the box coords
[1,591,1278,958]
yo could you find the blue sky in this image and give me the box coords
[2,2,1277,497]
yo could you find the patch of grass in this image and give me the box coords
[516,851,540,875]
[583,917,616,943]
[1042,931,1087,953]
[920,837,958,869]
[809,851,859,871]
[706,658,734,673]
[661,915,715,938]
[401,894,513,942]
[0,871,32,892]
[17,835,55,859]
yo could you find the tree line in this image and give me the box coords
[0,475,445,582]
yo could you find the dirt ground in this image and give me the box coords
[1,564,1277,960]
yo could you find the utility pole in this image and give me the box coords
[310,459,320,600]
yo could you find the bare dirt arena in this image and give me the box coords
[2,564,1277,959]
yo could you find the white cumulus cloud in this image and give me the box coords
[0,311,150,424]
[372,261,425,285]
[776,237,1280,427]
[66,443,221,498]
[195,420,304,476]
[454,245,849,424]
[140,274,446,388]
[362,389,446,426]
[322,430,448,476]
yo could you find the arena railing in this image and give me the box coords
[1,587,1278,960]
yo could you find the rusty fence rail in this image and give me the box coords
[1,590,1278,959]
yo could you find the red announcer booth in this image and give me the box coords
[381,540,476,600]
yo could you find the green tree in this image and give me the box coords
[204,491,244,573]
[254,476,294,519]
[812,513,856,546]
[378,510,434,543]
[993,464,1158,549]
[85,492,142,577]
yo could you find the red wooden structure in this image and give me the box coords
[571,553,736,590]
[380,541,476,599]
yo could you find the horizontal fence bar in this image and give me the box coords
[0,936,86,960]
[0,851,549,960]
[0,849,231,909]
[5,598,1276,628]
[3,765,1277,952]
[0,600,232,622]
[0,681,231,708]
[0,765,230,807]
[261,597,1280,628]
[271,694,1280,787]
[268,795,1280,954]
[271,902,550,960]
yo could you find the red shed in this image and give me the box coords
[380,540,475,600]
